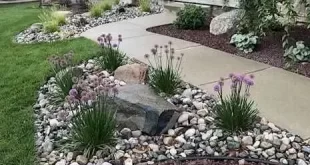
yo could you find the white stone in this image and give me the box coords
[238,159,245,165]
[66,152,73,161]
[168,129,175,136]
[298,152,305,159]
[253,141,260,148]
[102,162,112,165]
[148,144,159,152]
[175,136,187,144]
[197,118,205,124]
[170,148,177,156]
[206,146,214,155]
[260,117,268,125]
[114,150,125,159]
[246,145,256,151]
[182,98,191,104]
[182,88,192,98]
[198,124,206,131]
[119,81,126,86]
[109,76,115,81]
[197,109,208,117]
[178,113,189,123]
[193,101,204,110]
[49,119,59,128]
[101,70,110,77]
[124,158,133,165]
[163,137,174,145]
[85,63,94,70]
[184,128,195,138]
[242,136,253,145]
[288,148,297,154]
[210,9,242,35]
[55,159,66,165]
[282,137,290,145]
[202,130,213,140]
[131,130,142,137]
[268,122,280,132]
[76,155,88,165]
[297,159,307,165]
[70,163,79,165]
[180,152,186,157]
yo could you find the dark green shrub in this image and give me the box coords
[174,5,207,30]
[96,34,126,72]
[145,42,183,95]
[213,73,258,134]
[70,93,117,157]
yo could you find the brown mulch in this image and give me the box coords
[147,24,310,78]
[155,159,272,165]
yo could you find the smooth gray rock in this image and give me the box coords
[114,84,178,135]
[210,9,243,35]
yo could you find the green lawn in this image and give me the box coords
[0,3,100,165]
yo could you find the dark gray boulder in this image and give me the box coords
[113,84,179,135]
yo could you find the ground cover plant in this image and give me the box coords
[0,3,99,164]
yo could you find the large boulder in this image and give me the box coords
[114,63,148,84]
[209,9,242,35]
[114,84,179,135]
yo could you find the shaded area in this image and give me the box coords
[147,24,310,78]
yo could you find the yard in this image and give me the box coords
[0,3,99,164]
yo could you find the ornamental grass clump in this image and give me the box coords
[145,42,184,95]
[213,73,258,135]
[66,81,118,157]
[139,0,151,12]
[39,6,66,32]
[97,34,126,72]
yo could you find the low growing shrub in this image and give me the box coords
[90,5,103,17]
[213,73,258,135]
[39,6,67,32]
[230,33,259,53]
[174,5,207,30]
[139,0,151,12]
[284,41,310,62]
[43,20,60,33]
[68,86,118,157]
[96,34,126,72]
[145,42,183,95]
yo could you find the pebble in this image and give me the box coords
[169,148,177,156]
[131,130,142,137]
[184,128,195,138]
[76,155,88,165]
[124,158,133,165]
[196,109,208,117]
[242,136,253,145]
[178,113,189,123]
[260,141,272,149]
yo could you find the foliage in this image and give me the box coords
[230,33,259,53]
[284,41,310,62]
[39,6,67,32]
[174,5,207,30]
[68,86,118,157]
[139,0,151,12]
[145,42,184,95]
[96,34,126,72]
[100,1,112,11]
[114,0,120,5]
[90,5,103,17]
[213,74,258,135]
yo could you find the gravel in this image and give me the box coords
[15,3,162,44]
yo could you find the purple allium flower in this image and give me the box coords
[164,45,168,49]
[168,41,172,45]
[144,54,150,58]
[214,84,220,92]
[69,89,78,97]
[154,44,159,48]
[229,73,234,78]
[100,34,106,38]
[81,95,89,102]
[240,74,245,81]
[97,37,103,42]
[81,91,87,96]
[165,49,169,54]
[177,57,181,60]
[230,83,237,89]
[249,74,255,79]
[151,48,157,55]
[243,77,254,86]
[171,48,175,54]
[112,43,118,48]
[180,53,184,57]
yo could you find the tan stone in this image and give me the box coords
[114,63,148,84]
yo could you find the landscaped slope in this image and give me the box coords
[0,3,99,165]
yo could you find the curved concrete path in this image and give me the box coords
[81,12,310,139]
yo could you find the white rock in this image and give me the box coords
[119,81,126,86]
[175,136,187,144]
[297,152,305,159]
[148,144,159,152]
[260,117,268,125]
[85,63,94,70]
[170,148,177,156]
[242,136,253,145]
[202,130,213,140]
[288,148,297,154]
[268,122,280,132]
[109,76,115,81]
[76,155,88,165]
[114,150,125,159]
[70,163,79,165]
[193,101,204,110]
[182,88,192,98]
[206,146,214,155]
[289,136,295,142]
[297,159,307,165]
[163,137,173,145]
[124,158,133,165]
[180,152,186,157]
[197,109,208,117]
[55,159,66,165]
[131,130,142,137]
[210,136,218,141]
[168,129,175,136]
[101,70,110,77]
[102,162,112,165]
[197,118,205,124]
[210,9,242,35]
[66,152,74,161]
[260,141,272,149]
[238,159,245,165]
[178,113,189,123]
[282,137,290,145]
[246,145,256,151]
[198,124,206,131]
[184,128,195,138]
[49,119,59,128]
[182,98,191,104]
[253,141,260,148]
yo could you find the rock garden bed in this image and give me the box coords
[34,36,310,165]
[15,3,162,44]
[147,24,310,78]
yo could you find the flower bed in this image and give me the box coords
[15,4,162,44]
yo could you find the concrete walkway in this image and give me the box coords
[81,12,310,139]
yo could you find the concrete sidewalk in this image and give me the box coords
[81,12,310,139]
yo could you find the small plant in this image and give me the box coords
[139,0,151,12]
[43,20,60,33]
[284,41,310,62]
[97,34,126,72]
[174,5,207,30]
[145,42,184,95]
[100,1,112,11]
[39,6,67,32]
[90,5,103,17]
[67,86,118,157]
[213,74,258,135]
[230,33,259,53]
[114,0,120,5]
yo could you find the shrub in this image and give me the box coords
[145,42,183,95]
[213,73,258,135]
[174,5,207,30]
[230,33,259,53]
[139,0,151,12]
[39,6,67,32]
[96,34,126,72]
[43,20,60,33]
[68,87,117,157]
[90,5,103,17]
[51,12,66,26]
[100,1,112,11]
[284,41,310,62]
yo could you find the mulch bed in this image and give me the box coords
[147,24,310,78]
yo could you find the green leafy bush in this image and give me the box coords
[174,5,207,30]
[284,41,310,62]
[96,34,126,72]
[145,42,183,95]
[139,0,151,12]
[230,33,259,53]
[213,74,258,135]
[69,92,117,157]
